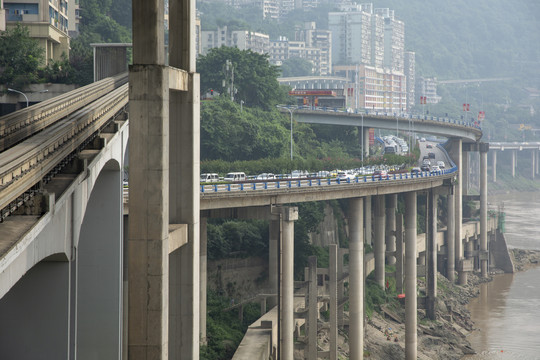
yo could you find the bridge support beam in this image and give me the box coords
[427,190,438,320]
[446,187,455,283]
[511,150,517,177]
[272,206,298,360]
[200,218,208,344]
[329,244,338,360]
[374,195,385,288]
[385,194,397,265]
[349,198,364,360]
[480,145,488,277]
[268,219,280,309]
[492,150,497,183]
[364,195,372,246]
[395,213,404,293]
[404,192,417,360]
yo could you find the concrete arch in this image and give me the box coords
[76,158,123,359]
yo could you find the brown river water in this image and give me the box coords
[464,191,540,359]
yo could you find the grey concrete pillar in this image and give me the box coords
[200,218,208,344]
[427,190,438,320]
[446,188,455,283]
[492,150,497,183]
[364,196,372,246]
[308,256,318,360]
[480,148,488,278]
[329,244,338,360]
[260,297,266,316]
[511,150,516,177]
[404,192,417,360]
[395,213,404,293]
[374,195,385,288]
[532,149,536,179]
[337,248,344,327]
[449,139,465,285]
[349,198,364,360]
[128,0,169,356]
[462,151,469,195]
[275,207,298,360]
[169,0,200,356]
[363,127,370,157]
[268,219,280,308]
[385,194,397,265]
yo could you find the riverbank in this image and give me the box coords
[329,249,540,359]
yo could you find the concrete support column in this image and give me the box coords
[446,188,455,283]
[329,244,338,360]
[492,150,497,183]
[363,127,370,157]
[395,213,404,293]
[374,195,385,288]
[480,147,488,277]
[532,150,536,179]
[268,219,280,308]
[274,207,298,360]
[128,0,169,355]
[404,192,417,360]
[448,138,465,285]
[385,194,397,265]
[307,256,318,360]
[349,198,364,360]
[511,150,517,177]
[364,196,372,246]
[200,218,207,344]
[427,190,438,320]
[337,248,344,327]
[462,151,469,195]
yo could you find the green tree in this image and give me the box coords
[0,24,44,88]
[197,46,284,110]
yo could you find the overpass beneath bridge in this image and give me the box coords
[487,142,540,181]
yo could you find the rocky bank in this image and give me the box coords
[315,249,540,360]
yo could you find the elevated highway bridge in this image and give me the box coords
[0,3,495,360]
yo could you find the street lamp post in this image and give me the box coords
[277,106,295,160]
[7,88,29,108]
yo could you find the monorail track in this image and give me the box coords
[0,76,129,219]
[0,73,127,152]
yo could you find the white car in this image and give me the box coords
[337,171,355,181]
[437,161,445,169]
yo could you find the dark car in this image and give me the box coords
[428,152,436,159]
[426,144,433,149]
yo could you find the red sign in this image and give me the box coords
[463,103,470,111]
[369,128,375,145]
[289,90,337,96]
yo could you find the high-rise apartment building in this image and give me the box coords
[201,26,270,55]
[329,6,372,66]
[295,22,332,75]
[404,51,416,110]
[269,36,324,75]
[416,77,441,104]
[4,0,70,64]
[1,1,7,31]
[66,0,79,38]
[375,8,404,73]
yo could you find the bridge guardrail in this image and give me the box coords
[200,166,457,193]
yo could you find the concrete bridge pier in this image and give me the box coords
[385,194,397,265]
[491,150,497,182]
[427,190,438,320]
[480,145,488,277]
[374,195,386,288]
[200,217,208,344]
[511,150,517,177]
[395,213,404,293]
[446,187,456,283]
[272,206,298,360]
[348,198,364,360]
[404,192,417,360]
[364,195,372,246]
[268,219,280,308]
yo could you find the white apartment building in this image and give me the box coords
[375,8,405,73]
[404,51,416,110]
[296,22,332,75]
[201,26,270,55]
[4,0,70,64]
[416,77,441,104]
[66,0,79,37]
[269,37,325,75]
[328,8,372,66]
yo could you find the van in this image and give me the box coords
[224,172,246,182]
[200,173,219,182]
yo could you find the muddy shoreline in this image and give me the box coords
[329,249,540,359]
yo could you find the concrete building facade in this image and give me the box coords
[404,51,416,111]
[417,76,442,104]
[4,0,70,64]
[295,21,332,75]
[201,26,270,55]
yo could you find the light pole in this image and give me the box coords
[277,105,295,160]
[8,88,29,108]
